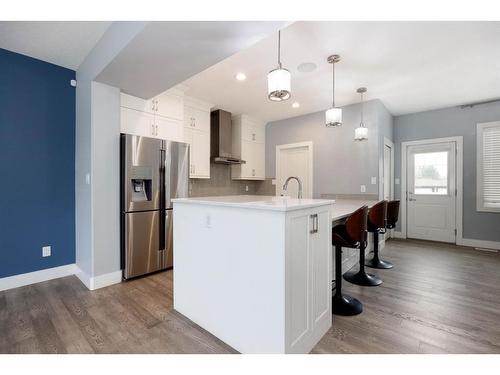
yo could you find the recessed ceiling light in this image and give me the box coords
[235,73,246,81]
[292,102,300,108]
[297,62,317,73]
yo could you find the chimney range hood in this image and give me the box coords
[210,109,246,165]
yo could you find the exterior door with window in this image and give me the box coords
[407,142,456,243]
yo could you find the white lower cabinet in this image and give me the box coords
[184,127,210,178]
[286,205,331,353]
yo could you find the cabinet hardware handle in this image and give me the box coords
[310,214,318,234]
[152,124,155,135]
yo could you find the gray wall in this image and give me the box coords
[265,99,391,198]
[394,101,500,242]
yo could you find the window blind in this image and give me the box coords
[482,125,500,208]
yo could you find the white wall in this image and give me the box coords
[91,82,121,277]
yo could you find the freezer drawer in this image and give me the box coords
[123,210,163,279]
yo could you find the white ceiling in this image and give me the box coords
[0,21,111,70]
[96,21,287,99]
[182,21,500,122]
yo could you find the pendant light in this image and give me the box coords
[268,30,291,101]
[325,54,342,127]
[354,87,368,141]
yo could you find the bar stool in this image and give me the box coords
[343,202,383,287]
[331,206,368,316]
[366,200,399,269]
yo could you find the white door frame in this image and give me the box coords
[380,137,395,200]
[276,141,314,197]
[400,136,463,244]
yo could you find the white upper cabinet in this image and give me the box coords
[231,115,266,180]
[120,88,184,142]
[183,96,212,179]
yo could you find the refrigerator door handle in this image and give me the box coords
[159,148,166,250]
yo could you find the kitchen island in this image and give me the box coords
[172,195,334,353]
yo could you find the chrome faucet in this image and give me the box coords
[282,176,303,199]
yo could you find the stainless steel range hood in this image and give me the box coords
[210,109,246,165]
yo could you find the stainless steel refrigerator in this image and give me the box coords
[120,134,189,280]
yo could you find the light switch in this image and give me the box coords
[360,185,366,193]
[85,173,91,185]
[371,177,377,185]
[271,179,276,185]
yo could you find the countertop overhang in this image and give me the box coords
[172,195,334,212]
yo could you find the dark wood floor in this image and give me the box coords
[1,239,499,353]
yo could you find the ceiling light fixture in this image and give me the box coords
[325,54,342,127]
[292,102,300,108]
[235,73,246,81]
[268,30,291,102]
[354,87,368,141]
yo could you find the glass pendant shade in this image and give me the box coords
[354,125,368,140]
[268,67,291,101]
[325,107,342,127]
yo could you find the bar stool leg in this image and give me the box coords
[332,245,363,316]
[366,231,393,269]
[343,241,383,286]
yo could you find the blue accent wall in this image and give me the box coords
[0,48,75,278]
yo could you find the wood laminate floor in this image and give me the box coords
[1,239,499,354]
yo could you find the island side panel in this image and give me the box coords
[173,202,287,353]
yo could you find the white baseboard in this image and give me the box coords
[75,267,122,291]
[458,238,500,250]
[0,264,77,292]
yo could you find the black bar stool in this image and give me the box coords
[366,200,399,269]
[331,206,368,316]
[343,202,383,287]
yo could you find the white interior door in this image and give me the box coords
[383,143,393,200]
[407,142,456,243]
[276,142,313,199]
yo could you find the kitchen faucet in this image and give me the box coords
[282,176,303,199]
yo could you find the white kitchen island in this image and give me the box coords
[172,195,335,353]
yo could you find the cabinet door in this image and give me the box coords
[309,209,331,331]
[240,140,254,178]
[254,142,265,179]
[156,115,183,142]
[120,107,155,137]
[155,92,184,120]
[192,130,210,178]
[183,127,195,178]
[121,93,155,115]
[242,121,265,143]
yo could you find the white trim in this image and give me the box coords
[476,121,500,213]
[75,267,122,291]
[400,136,463,244]
[276,141,314,198]
[458,238,500,250]
[381,137,395,200]
[0,264,77,292]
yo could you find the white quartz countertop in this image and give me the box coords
[172,195,334,212]
[331,199,379,221]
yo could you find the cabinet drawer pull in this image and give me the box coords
[310,214,318,234]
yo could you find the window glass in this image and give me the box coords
[414,151,448,195]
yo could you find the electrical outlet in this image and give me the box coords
[205,215,212,228]
[371,177,377,185]
[42,246,51,257]
[360,185,366,193]
[271,179,276,185]
[245,185,249,192]
[395,178,400,185]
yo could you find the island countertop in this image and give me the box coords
[172,195,334,212]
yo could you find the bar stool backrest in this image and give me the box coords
[386,200,400,229]
[368,200,388,231]
[345,205,368,243]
